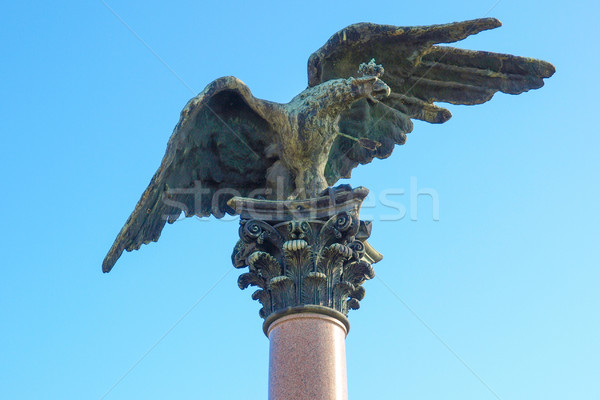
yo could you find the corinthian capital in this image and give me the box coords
[229,185,382,334]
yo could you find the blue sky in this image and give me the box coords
[1,1,598,399]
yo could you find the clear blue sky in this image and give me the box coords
[1,1,598,399]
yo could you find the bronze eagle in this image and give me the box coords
[103,18,554,272]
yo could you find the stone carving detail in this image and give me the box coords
[231,187,379,320]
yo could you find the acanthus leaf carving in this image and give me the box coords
[231,186,382,322]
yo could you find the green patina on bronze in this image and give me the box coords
[230,186,379,331]
[103,18,554,273]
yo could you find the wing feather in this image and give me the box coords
[309,18,555,183]
[103,77,279,272]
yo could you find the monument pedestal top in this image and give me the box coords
[230,185,381,399]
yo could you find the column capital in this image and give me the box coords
[229,185,382,335]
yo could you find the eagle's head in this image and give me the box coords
[352,59,391,101]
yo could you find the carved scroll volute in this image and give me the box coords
[230,186,382,333]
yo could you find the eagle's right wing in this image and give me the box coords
[103,77,279,272]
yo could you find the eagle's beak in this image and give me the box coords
[372,78,391,99]
[352,75,391,102]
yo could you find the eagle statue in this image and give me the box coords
[103,18,555,272]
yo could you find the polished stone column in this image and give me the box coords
[268,313,348,400]
[229,185,382,400]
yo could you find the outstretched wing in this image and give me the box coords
[103,77,279,272]
[307,18,556,183]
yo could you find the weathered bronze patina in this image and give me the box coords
[229,185,381,334]
[103,17,554,277]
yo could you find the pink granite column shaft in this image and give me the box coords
[267,313,348,400]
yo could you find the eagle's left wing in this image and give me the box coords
[307,18,555,184]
